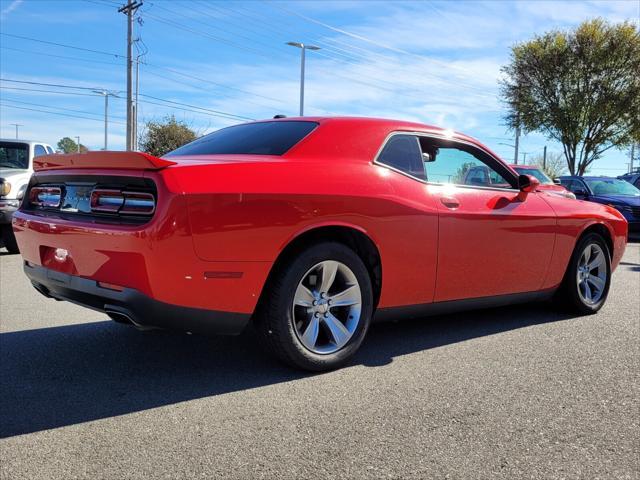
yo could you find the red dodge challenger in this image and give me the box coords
[12,117,628,371]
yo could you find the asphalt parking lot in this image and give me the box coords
[0,243,638,479]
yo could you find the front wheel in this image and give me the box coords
[556,232,611,314]
[257,242,373,371]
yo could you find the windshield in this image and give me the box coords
[0,142,29,169]
[166,121,318,157]
[514,166,553,184]
[584,178,640,196]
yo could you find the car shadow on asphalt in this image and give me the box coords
[0,303,576,438]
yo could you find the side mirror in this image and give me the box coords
[553,178,561,185]
[518,174,540,193]
[573,189,588,197]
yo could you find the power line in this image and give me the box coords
[1,98,126,121]
[0,78,107,92]
[0,46,125,66]
[0,79,253,121]
[0,32,287,108]
[0,103,126,125]
[139,93,254,121]
[0,86,104,97]
[0,32,125,59]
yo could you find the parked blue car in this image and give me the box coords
[559,176,640,239]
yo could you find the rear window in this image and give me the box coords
[0,142,29,169]
[165,121,318,157]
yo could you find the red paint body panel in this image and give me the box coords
[13,117,628,322]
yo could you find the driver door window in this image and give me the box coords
[420,139,511,188]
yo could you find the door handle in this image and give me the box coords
[440,197,460,209]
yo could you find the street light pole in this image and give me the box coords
[286,42,320,116]
[93,90,118,150]
[9,123,22,139]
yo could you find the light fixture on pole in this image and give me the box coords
[286,42,320,116]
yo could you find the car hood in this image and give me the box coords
[592,194,640,206]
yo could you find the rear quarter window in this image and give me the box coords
[166,121,318,157]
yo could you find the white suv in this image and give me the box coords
[0,139,55,253]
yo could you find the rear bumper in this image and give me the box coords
[25,262,251,335]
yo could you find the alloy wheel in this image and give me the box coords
[576,243,607,306]
[292,260,362,354]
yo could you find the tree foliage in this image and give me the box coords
[57,137,88,154]
[139,115,197,157]
[530,151,567,179]
[501,19,640,175]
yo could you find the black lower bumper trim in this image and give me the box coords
[24,263,251,335]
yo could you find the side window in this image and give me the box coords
[45,146,54,155]
[34,145,47,157]
[377,135,426,180]
[563,180,587,194]
[419,138,511,188]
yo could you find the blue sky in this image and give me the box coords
[0,0,638,174]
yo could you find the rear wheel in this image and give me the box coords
[257,242,373,371]
[556,232,611,314]
[0,226,19,254]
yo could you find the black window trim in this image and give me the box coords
[373,131,520,192]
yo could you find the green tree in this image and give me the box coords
[139,115,197,157]
[530,151,567,179]
[57,137,88,154]
[501,19,640,175]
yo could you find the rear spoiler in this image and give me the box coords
[33,151,177,172]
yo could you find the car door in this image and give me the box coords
[373,134,439,306]
[416,135,557,302]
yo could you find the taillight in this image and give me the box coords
[29,186,62,207]
[90,189,124,213]
[90,189,155,215]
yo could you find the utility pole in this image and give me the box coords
[286,42,320,116]
[631,144,635,173]
[514,125,520,165]
[9,123,22,139]
[119,1,142,151]
[543,145,547,170]
[75,136,81,153]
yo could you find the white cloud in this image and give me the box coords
[1,0,22,20]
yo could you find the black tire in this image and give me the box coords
[1,225,19,254]
[257,242,373,371]
[555,232,611,314]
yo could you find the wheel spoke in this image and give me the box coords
[583,281,593,302]
[294,284,315,307]
[587,275,605,291]
[301,316,320,348]
[323,313,351,348]
[329,285,360,307]
[587,252,604,271]
[319,261,339,293]
[582,246,591,265]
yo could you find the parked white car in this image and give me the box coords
[0,139,55,253]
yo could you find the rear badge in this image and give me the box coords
[53,248,69,262]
